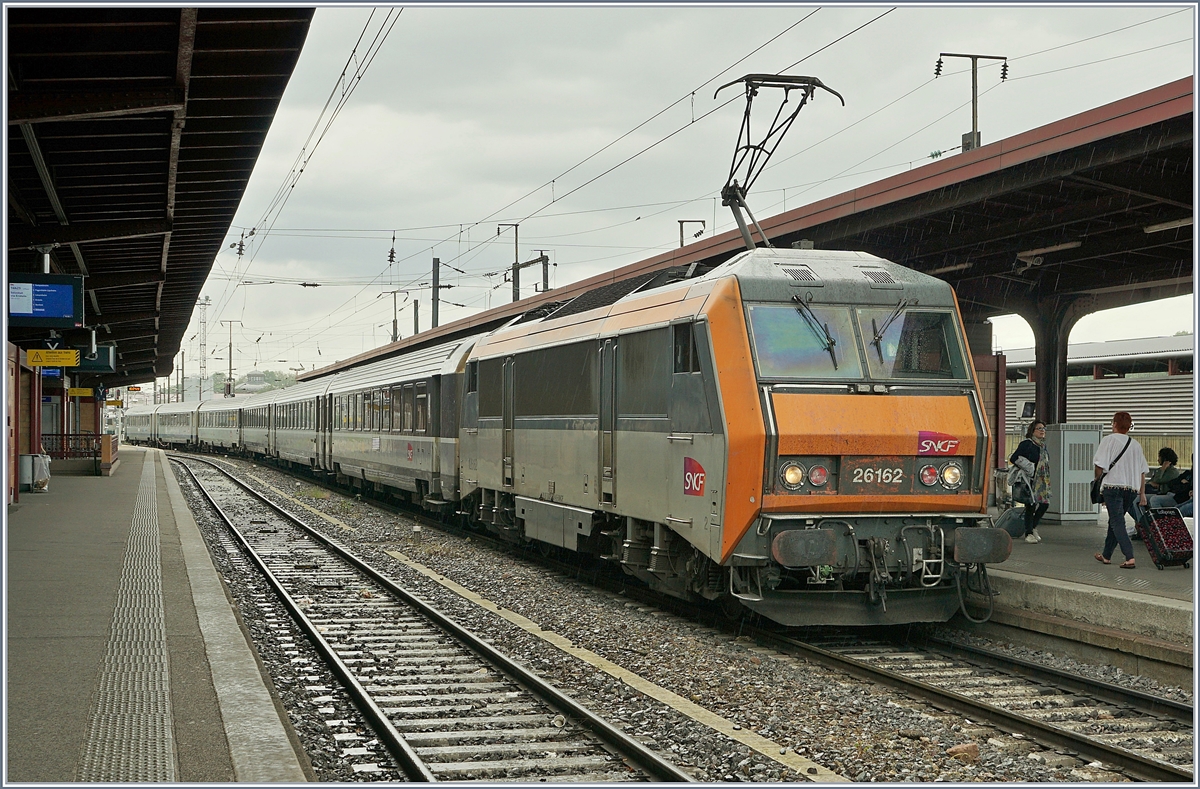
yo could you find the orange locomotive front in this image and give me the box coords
[697,247,1009,625]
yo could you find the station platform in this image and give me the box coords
[962,507,1195,687]
[5,446,308,783]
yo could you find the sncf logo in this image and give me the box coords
[918,431,960,456]
[684,457,706,496]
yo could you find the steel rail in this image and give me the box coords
[173,458,436,781]
[172,454,694,783]
[917,635,1194,724]
[756,629,1192,783]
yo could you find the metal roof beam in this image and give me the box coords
[87,271,167,290]
[1069,174,1191,211]
[99,310,160,327]
[8,218,172,250]
[8,88,186,124]
[18,123,69,225]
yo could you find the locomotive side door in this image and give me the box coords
[599,338,616,506]
[502,356,514,488]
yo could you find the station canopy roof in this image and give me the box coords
[1003,334,1194,378]
[303,77,1192,382]
[6,7,314,389]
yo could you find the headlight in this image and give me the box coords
[808,465,828,486]
[780,462,806,490]
[941,463,963,488]
[919,464,939,486]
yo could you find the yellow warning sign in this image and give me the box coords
[27,349,80,367]
[106,400,124,407]
[67,387,93,397]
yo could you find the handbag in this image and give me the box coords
[1091,436,1132,504]
[1012,479,1033,506]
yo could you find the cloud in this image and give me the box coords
[188,5,1193,371]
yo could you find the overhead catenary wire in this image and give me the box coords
[214,10,840,352]
[208,9,404,325]
[203,9,1188,367]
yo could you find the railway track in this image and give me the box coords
[172,454,693,783]
[756,629,1193,783]
[174,450,1193,782]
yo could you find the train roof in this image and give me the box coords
[147,402,201,414]
[228,376,334,408]
[469,247,959,360]
[325,337,476,394]
[723,248,958,306]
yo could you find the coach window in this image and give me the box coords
[402,385,415,432]
[415,383,428,433]
[380,388,392,431]
[390,387,403,431]
[365,390,376,431]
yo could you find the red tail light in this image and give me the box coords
[808,465,828,486]
[920,464,939,486]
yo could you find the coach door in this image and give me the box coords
[319,394,332,470]
[502,356,514,488]
[599,338,616,506]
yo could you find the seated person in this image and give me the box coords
[1146,447,1182,494]
[1149,465,1192,518]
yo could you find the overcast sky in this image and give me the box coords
[187,4,1195,379]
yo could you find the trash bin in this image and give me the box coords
[18,455,33,491]
[31,454,50,493]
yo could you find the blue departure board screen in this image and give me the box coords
[7,274,84,327]
[9,282,74,318]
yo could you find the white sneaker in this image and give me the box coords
[1025,534,1038,543]
[1031,528,1042,543]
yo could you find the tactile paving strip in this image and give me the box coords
[77,455,176,781]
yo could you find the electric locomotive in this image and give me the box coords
[459,246,1008,626]
[127,72,1009,625]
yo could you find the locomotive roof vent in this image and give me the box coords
[779,265,823,285]
[859,268,902,289]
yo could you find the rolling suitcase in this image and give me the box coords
[1135,507,1193,570]
[994,506,1025,539]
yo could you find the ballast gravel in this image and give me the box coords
[177,456,1189,782]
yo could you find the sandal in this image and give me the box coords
[1120,559,1136,569]
[1094,553,1111,564]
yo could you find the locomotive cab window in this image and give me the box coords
[746,303,863,379]
[856,308,969,381]
[673,323,701,374]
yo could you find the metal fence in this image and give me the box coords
[1004,433,1194,470]
[42,433,103,474]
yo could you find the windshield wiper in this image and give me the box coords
[791,294,838,370]
[871,298,911,362]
